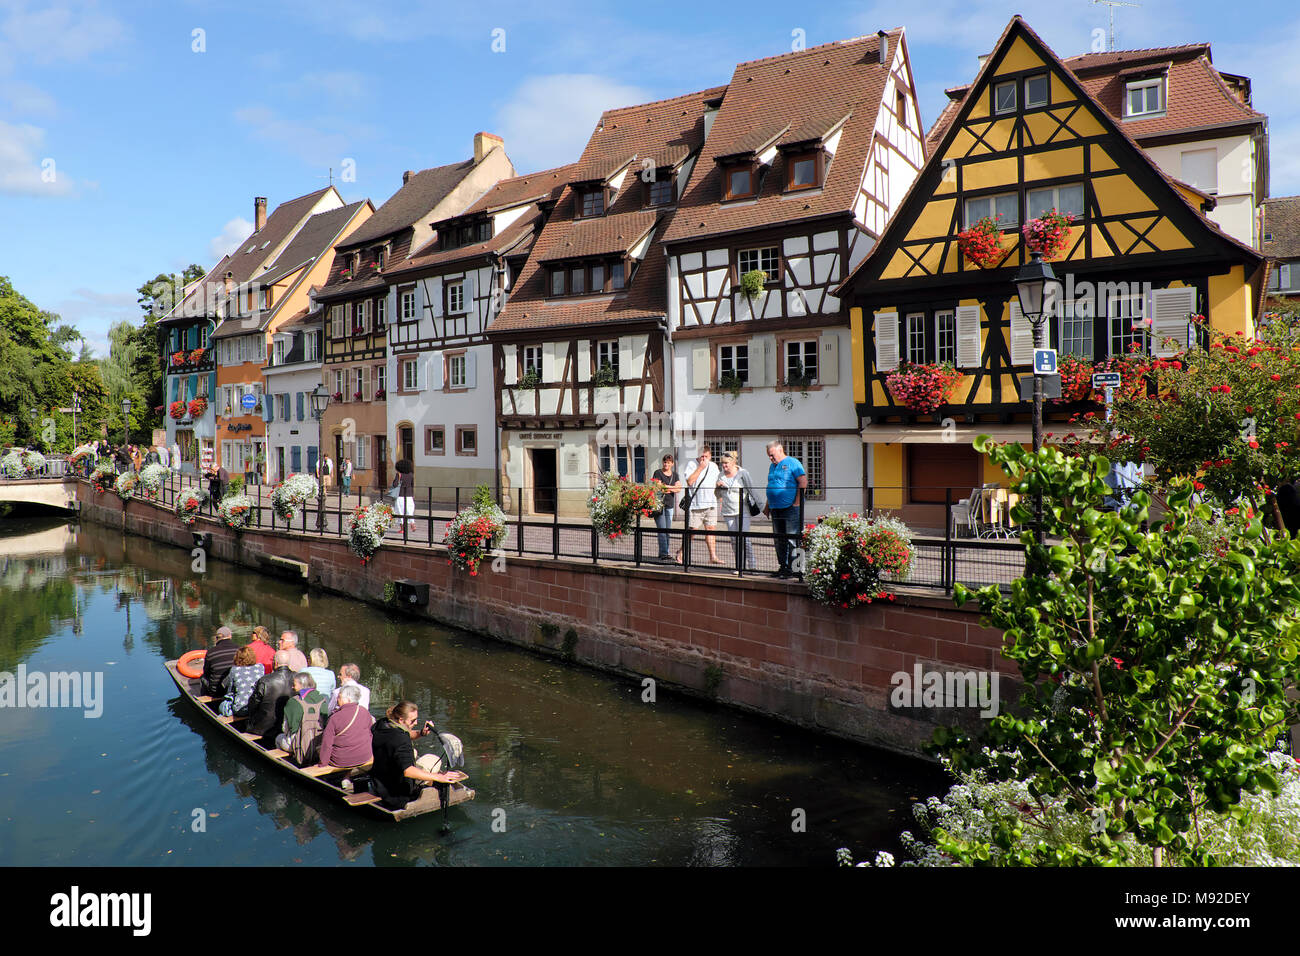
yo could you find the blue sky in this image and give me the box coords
[2,0,1295,357]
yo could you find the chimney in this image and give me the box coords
[877,30,889,67]
[254,197,267,232]
[474,131,504,163]
[402,170,414,185]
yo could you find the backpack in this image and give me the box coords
[290,695,326,765]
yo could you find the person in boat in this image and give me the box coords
[219,645,264,717]
[200,625,240,697]
[246,650,296,745]
[276,672,327,764]
[305,648,336,701]
[326,663,370,715]
[248,626,275,674]
[369,701,465,809]
[279,630,309,672]
[317,685,374,774]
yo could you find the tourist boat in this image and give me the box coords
[163,659,476,822]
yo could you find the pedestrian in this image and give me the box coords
[393,458,416,533]
[317,454,333,491]
[674,445,722,565]
[650,454,681,562]
[341,457,353,496]
[157,443,170,469]
[762,441,807,579]
[131,445,143,473]
[716,451,758,570]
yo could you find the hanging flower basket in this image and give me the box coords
[1022,210,1074,261]
[346,501,394,565]
[189,347,206,364]
[114,471,138,500]
[217,494,254,532]
[957,215,1009,269]
[270,473,318,521]
[169,401,186,420]
[444,485,506,576]
[885,362,964,413]
[187,397,208,418]
[803,512,913,610]
[586,472,663,541]
[174,488,208,526]
[138,463,170,499]
[91,462,116,493]
[1053,354,1095,404]
[171,351,187,367]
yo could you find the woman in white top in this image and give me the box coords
[716,451,757,570]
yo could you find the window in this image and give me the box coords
[333,370,346,398]
[786,152,820,191]
[596,340,617,373]
[580,189,604,218]
[400,289,416,322]
[273,339,285,366]
[197,376,209,398]
[447,281,465,314]
[648,177,673,206]
[329,305,345,339]
[303,332,318,362]
[551,270,565,296]
[1108,293,1147,357]
[610,262,625,290]
[523,346,542,376]
[448,353,467,388]
[278,393,289,421]
[476,221,492,242]
[425,426,445,455]
[355,437,367,470]
[1057,298,1095,359]
[778,435,824,500]
[355,300,370,333]
[1024,73,1049,108]
[401,358,419,390]
[376,297,386,329]
[964,192,1019,229]
[260,287,271,310]
[456,426,477,455]
[1026,183,1085,220]
[906,313,926,365]
[570,267,585,295]
[1181,148,1218,195]
[719,344,749,385]
[375,364,386,395]
[738,246,780,283]
[785,340,818,384]
[353,367,366,401]
[200,326,209,348]
[724,165,755,201]
[1125,77,1165,117]
[993,80,1017,114]
[936,310,956,365]
[591,263,605,291]
[896,89,908,129]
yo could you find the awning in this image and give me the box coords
[861,424,1033,444]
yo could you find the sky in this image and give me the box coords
[2,0,1296,358]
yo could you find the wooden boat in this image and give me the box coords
[164,660,475,822]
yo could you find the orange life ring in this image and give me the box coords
[177,649,206,679]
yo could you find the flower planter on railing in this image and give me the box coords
[1022,210,1074,261]
[885,362,964,414]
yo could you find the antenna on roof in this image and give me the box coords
[1092,0,1141,52]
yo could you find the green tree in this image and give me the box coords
[127,265,205,439]
[934,438,1300,866]
[0,275,83,448]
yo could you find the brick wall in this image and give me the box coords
[76,481,1014,756]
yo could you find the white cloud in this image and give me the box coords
[234,104,364,168]
[53,286,138,358]
[0,0,126,66]
[0,119,73,195]
[209,217,253,260]
[495,73,653,173]
[0,78,55,115]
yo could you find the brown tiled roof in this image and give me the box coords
[389,205,543,274]
[338,157,483,249]
[255,200,371,287]
[492,87,725,334]
[462,163,577,215]
[663,30,905,244]
[1263,197,1300,260]
[1062,44,1209,70]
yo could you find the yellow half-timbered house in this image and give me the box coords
[837,16,1264,528]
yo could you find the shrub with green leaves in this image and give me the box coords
[933,437,1300,865]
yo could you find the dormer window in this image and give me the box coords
[547,258,631,297]
[785,151,822,191]
[647,175,674,206]
[993,80,1017,115]
[1024,73,1049,109]
[476,221,491,242]
[1125,76,1165,118]
[579,188,605,218]
[724,164,757,201]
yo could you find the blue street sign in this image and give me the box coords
[1091,372,1122,389]
[240,393,256,410]
[1034,348,1057,375]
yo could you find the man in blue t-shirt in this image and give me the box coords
[763,441,807,578]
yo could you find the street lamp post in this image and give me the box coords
[1014,251,1062,548]
[311,384,331,532]
[121,398,132,454]
[72,390,80,449]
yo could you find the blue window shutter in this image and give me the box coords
[305,446,316,474]
[188,374,198,402]
[297,392,305,421]
[292,446,302,472]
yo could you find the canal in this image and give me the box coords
[0,514,946,866]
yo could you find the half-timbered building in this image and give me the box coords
[317,133,514,494]
[263,307,327,483]
[1263,196,1300,308]
[383,164,574,497]
[662,30,924,513]
[838,17,1265,529]
[488,87,726,517]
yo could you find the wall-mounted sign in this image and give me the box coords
[519,432,563,441]
[564,450,582,475]
[226,423,254,433]
[240,393,257,410]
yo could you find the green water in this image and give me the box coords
[0,515,945,866]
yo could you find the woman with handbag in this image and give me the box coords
[716,451,758,570]
[392,458,416,532]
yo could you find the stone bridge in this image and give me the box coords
[0,477,80,512]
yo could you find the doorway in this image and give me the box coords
[375,436,388,490]
[400,426,414,464]
[276,446,285,483]
[530,447,557,514]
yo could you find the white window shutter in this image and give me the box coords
[819,333,839,385]
[542,343,557,382]
[577,341,592,382]
[503,345,518,385]
[618,336,634,379]
[956,305,982,369]
[431,352,443,390]
[691,344,711,390]
[1009,300,1034,367]
[465,275,476,318]
[1151,287,1195,357]
[466,349,477,388]
[874,311,899,372]
[748,337,768,387]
